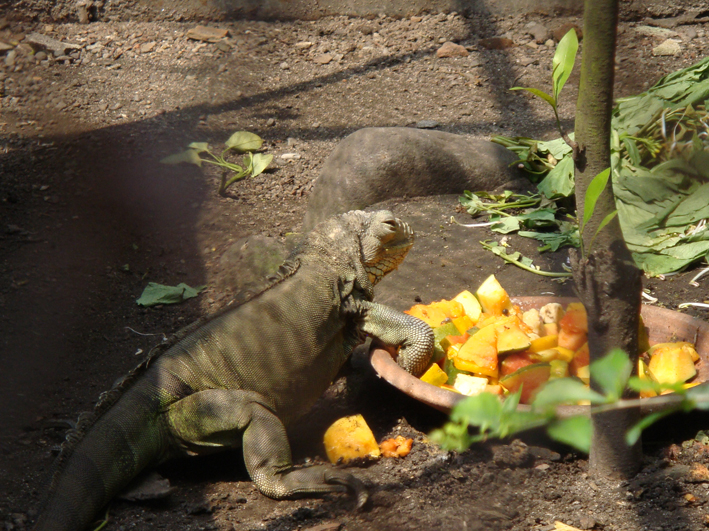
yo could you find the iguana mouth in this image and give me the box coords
[365,218,414,284]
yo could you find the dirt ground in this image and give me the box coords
[2,4,709,531]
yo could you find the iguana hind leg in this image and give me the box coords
[166,389,367,507]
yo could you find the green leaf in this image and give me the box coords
[160,149,203,167]
[510,87,556,109]
[460,191,486,216]
[450,392,503,434]
[686,383,709,409]
[552,28,579,102]
[187,142,210,153]
[581,168,611,233]
[251,153,273,177]
[590,349,632,402]
[621,137,642,166]
[225,131,264,152]
[532,378,605,412]
[589,210,618,249]
[626,409,678,446]
[547,415,591,453]
[537,136,575,159]
[136,282,206,307]
[491,217,521,234]
[537,155,574,199]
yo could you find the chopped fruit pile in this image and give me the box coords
[407,275,702,404]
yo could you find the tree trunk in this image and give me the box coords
[573,0,643,479]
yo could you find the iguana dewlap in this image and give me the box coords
[33,210,434,531]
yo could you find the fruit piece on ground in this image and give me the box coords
[522,308,544,336]
[452,315,476,335]
[558,329,587,352]
[638,358,658,398]
[404,304,448,328]
[543,322,559,337]
[429,299,465,319]
[500,351,535,377]
[431,322,461,363]
[500,362,551,404]
[530,348,563,363]
[529,334,558,353]
[441,333,470,355]
[323,414,381,464]
[453,373,490,396]
[420,363,448,386]
[379,435,413,458]
[576,365,590,385]
[453,289,482,323]
[444,356,471,382]
[648,344,697,384]
[559,302,588,333]
[569,342,590,377]
[549,359,569,379]
[648,342,700,362]
[495,321,532,355]
[454,323,499,378]
[539,302,564,324]
[485,384,503,395]
[475,274,513,316]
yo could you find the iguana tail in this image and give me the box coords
[33,377,171,531]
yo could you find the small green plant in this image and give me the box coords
[161,131,273,196]
[430,349,709,454]
[511,28,579,150]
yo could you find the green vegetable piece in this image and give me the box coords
[444,356,472,383]
[432,322,461,363]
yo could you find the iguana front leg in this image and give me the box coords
[165,389,367,507]
[358,300,434,376]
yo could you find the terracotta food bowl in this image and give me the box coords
[370,297,709,416]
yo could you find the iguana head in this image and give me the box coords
[343,210,414,286]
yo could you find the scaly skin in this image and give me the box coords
[33,210,434,531]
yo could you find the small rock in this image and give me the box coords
[415,120,439,129]
[110,102,123,111]
[681,27,698,41]
[544,39,555,47]
[0,41,13,54]
[478,37,515,50]
[266,118,276,127]
[579,516,596,530]
[25,32,81,57]
[281,153,301,160]
[313,53,332,64]
[635,25,678,38]
[295,41,313,49]
[436,41,468,58]
[140,41,156,54]
[215,41,231,52]
[4,50,16,66]
[493,439,533,468]
[518,56,537,67]
[553,23,583,42]
[526,22,551,44]
[185,25,229,43]
[652,39,681,56]
[279,61,289,70]
[34,51,47,62]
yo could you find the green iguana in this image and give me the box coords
[33,209,434,531]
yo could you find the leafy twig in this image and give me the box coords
[161,131,273,196]
[479,240,572,278]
